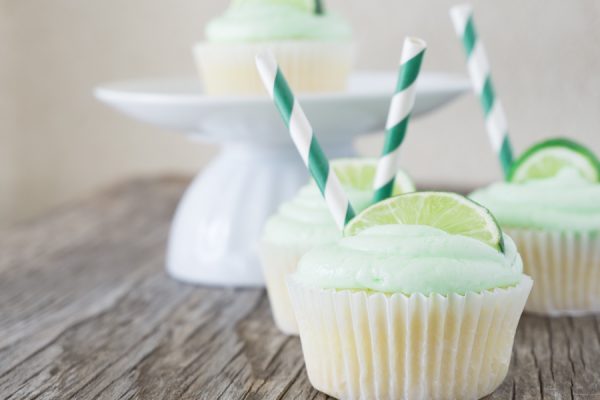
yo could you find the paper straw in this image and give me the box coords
[315,0,324,15]
[373,37,427,202]
[255,51,355,229]
[450,4,514,178]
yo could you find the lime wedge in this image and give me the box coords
[331,158,415,195]
[508,138,600,183]
[344,192,504,252]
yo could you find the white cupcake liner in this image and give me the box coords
[193,40,355,95]
[288,277,533,400]
[258,240,312,335]
[506,228,600,316]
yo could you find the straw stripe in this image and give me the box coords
[463,17,477,55]
[256,51,355,229]
[485,101,508,151]
[499,137,514,173]
[289,101,312,164]
[451,4,514,178]
[385,84,417,129]
[314,0,324,15]
[467,42,490,93]
[480,77,495,114]
[373,37,426,202]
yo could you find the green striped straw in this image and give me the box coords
[255,51,355,229]
[450,4,514,178]
[373,37,427,202]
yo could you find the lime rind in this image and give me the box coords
[508,138,600,183]
[344,191,505,252]
[469,197,505,253]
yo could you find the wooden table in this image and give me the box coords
[1,177,600,399]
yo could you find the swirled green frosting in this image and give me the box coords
[205,0,352,42]
[262,184,372,248]
[293,224,523,295]
[470,168,600,232]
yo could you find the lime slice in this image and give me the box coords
[508,138,600,183]
[344,192,504,251]
[331,158,415,195]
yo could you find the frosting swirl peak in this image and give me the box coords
[470,168,600,232]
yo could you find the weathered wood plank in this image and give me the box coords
[0,177,599,400]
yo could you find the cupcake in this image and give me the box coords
[194,0,354,95]
[288,192,532,400]
[259,158,414,334]
[470,138,600,316]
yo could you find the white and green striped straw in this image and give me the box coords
[255,51,355,229]
[373,37,426,203]
[450,4,514,178]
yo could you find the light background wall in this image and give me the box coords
[2,0,600,225]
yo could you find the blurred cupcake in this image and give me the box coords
[259,158,414,334]
[471,138,600,315]
[288,192,532,400]
[194,0,354,95]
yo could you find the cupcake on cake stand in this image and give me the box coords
[95,71,469,286]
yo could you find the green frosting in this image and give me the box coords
[293,224,523,295]
[262,183,373,248]
[205,0,352,42]
[470,168,600,232]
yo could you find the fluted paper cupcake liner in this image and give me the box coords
[288,277,533,400]
[258,241,312,334]
[506,228,600,316]
[193,40,355,95]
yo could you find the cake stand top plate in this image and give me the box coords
[95,71,470,145]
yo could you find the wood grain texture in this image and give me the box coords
[1,177,599,400]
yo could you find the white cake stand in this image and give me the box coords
[95,72,469,287]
